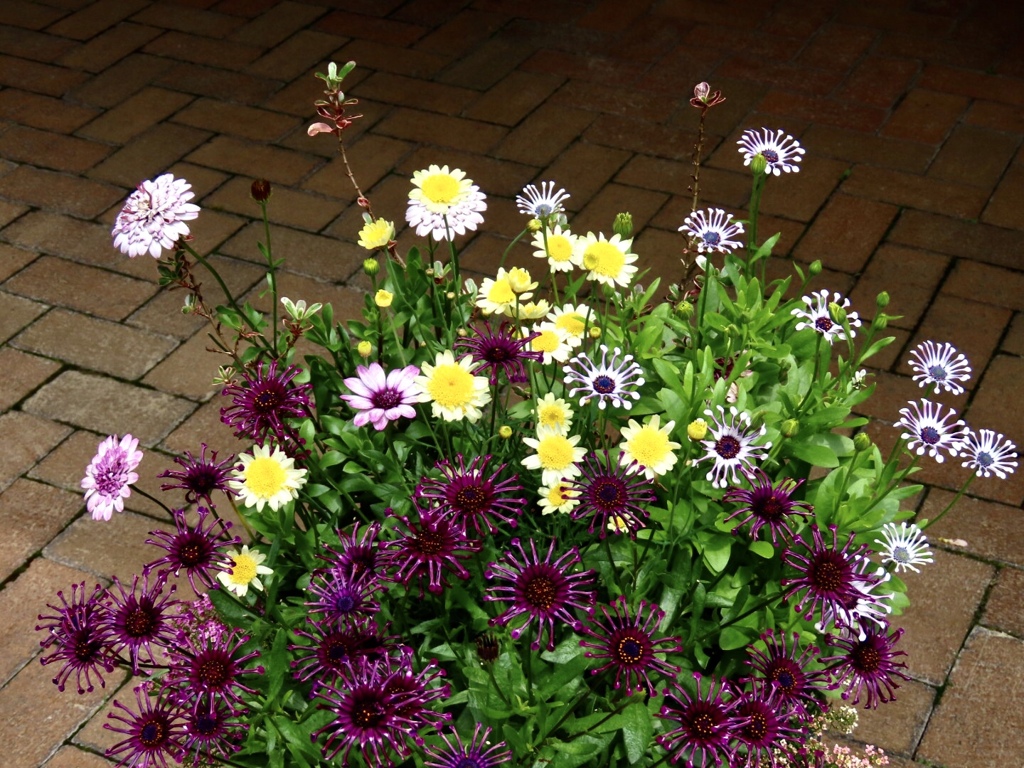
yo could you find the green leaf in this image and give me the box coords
[265,628,290,704]
[749,540,775,559]
[700,533,734,574]
[787,439,839,468]
[621,702,654,764]
[719,625,756,650]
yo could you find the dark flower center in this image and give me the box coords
[691,711,717,739]
[852,642,881,673]
[920,426,941,445]
[744,711,769,741]
[703,231,721,246]
[523,574,558,610]
[323,634,353,666]
[928,365,948,380]
[590,477,626,510]
[352,700,386,729]
[715,435,741,460]
[140,718,167,747]
[534,203,553,218]
[809,554,847,593]
[815,316,834,332]
[74,633,101,663]
[592,375,617,394]
[371,388,402,410]
[613,631,647,665]
[253,386,284,412]
[453,483,491,514]
[177,538,207,567]
[760,149,779,164]
[771,664,799,693]
[125,607,157,638]
[194,714,220,736]
[756,494,786,520]
[334,590,357,613]
[414,529,445,556]
[482,343,513,363]
[977,451,994,467]
[197,656,230,687]
[185,466,220,495]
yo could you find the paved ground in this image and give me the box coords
[1,0,1023,766]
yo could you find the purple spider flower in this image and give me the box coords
[564,344,645,410]
[456,320,542,386]
[306,566,383,629]
[105,683,187,768]
[731,680,804,768]
[485,537,597,651]
[81,433,144,521]
[579,596,683,696]
[100,570,180,675]
[380,657,452,739]
[145,507,240,592]
[220,359,312,443]
[657,672,738,767]
[36,582,117,694]
[743,630,830,721]
[415,454,525,534]
[566,451,656,538]
[822,625,910,709]
[163,628,263,715]
[818,564,894,640]
[341,362,421,431]
[180,697,248,764]
[379,505,481,596]
[723,469,813,545]
[291,618,401,686]
[425,725,512,768]
[158,443,236,505]
[324,521,384,580]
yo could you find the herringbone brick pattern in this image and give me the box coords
[1,1,1022,765]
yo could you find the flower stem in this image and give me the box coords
[131,485,173,515]
[921,473,976,530]
[258,198,278,354]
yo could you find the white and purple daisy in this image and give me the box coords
[112,174,200,259]
[959,427,1018,479]
[792,289,862,346]
[695,405,772,489]
[895,399,967,464]
[516,181,570,219]
[81,433,144,521]
[876,521,933,574]
[737,128,805,175]
[679,207,745,254]
[907,340,971,395]
[564,344,645,411]
[340,362,421,431]
[406,165,487,241]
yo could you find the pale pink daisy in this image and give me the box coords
[112,174,200,259]
[81,434,144,521]
[341,363,421,431]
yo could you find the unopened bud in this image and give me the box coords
[363,258,380,276]
[357,340,372,358]
[250,178,272,202]
[675,300,694,319]
[780,419,800,438]
[588,326,602,339]
[873,315,889,331]
[751,154,768,176]
[694,82,711,102]
[687,418,708,441]
[181,294,198,314]
[853,432,872,452]
[374,289,393,308]
[498,425,513,439]
[476,633,499,663]
[527,218,542,233]
[876,291,890,308]
[829,302,847,324]
[808,260,822,277]
[613,212,633,239]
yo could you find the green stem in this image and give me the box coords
[747,171,766,259]
[497,225,532,273]
[131,485,173,515]
[921,473,976,530]
[258,199,278,354]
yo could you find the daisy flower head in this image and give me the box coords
[456,320,542,386]
[876,522,933,573]
[290,618,395,684]
[484,537,597,651]
[538,482,580,516]
[567,450,656,538]
[476,267,532,316]
[36,582,116,694]
[533,225,580,272]
[163,628,263,715]
[515,299,551,320]
[406,164,487,241]
[737,128,805,175]
[679,208,745,255]
[179,698,247,764]
[415,454,525,535]
[522,428,587,487]
[744,629,829,721]
[81,433,144,521]
[907,340,971,395]
[112,173,200,259]
[792,289,862,345]
[218,545,273,598]
[656,672,738,768]
[722,468,813,545]
[895,399,966,463]
[105,684,187,768]
[529,321,573,364]
[579,596,683,696]
[817,564,894,640]
[424,724,511,768]
[414,350,492,423]
[357,217,395,251]
[960,427,1018,479]
[618,413,681,480]
[535,392,574,435]
[100,571,180,675]
[695,406,771,489]
[564,344,645,411]
[220,360,312,444]
[576,231,638,288]
[341,362,421,431]
[145,507,240,593]
[546,302,595,348]
[823,625,910,709]
[516,181,570,219]
[158,443,236,505]
[732,681,804,767]
[378,506,481,596]
[305,566,382,629]
[229,443,307,512]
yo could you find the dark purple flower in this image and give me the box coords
[656,672,738,767]
[731,680,804,768]
[163,628,263,714]
[100,571,179,675]
[326,521,384,580]
[723,469,813,545]
[822,625,910,709]
[36,582,116,693]
[180,697,247,764]
[105,683,187,768]
[220,360,311,443]
[158,443,237,505]
[380,658,451,738]
[781,525,880,624]
[379,506,481,595]
[579,596,683,696]
[456,319,542,385]
[424,725,512,768]
[415,454,525,534]
[291,618,400,686]
[567,451,655,538]
[306,566,382,629]
[743,630,829,721]
[145,507,240,592]
[485,537,597,651]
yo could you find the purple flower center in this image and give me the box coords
[94,453,130,495]
[194,714,220,736]
[334,591,358,613]
[928,365,948,380]
[176,535,208,567]
[592,375,616,394]
[691,710,718,739]
[977,452,994,467]
[808,553,847,593]
[323,635,352,666]
[74,632,102,663]
[919,426,941,445]
[253,386,285,412]
[414,529,445,556]
[453,483,491,514]
[743,711,769,741]
[184,466,221,495]
[590,477,627,510]
[140,719,168,747]
[852,642,881,673]
[771,664,798,693]
[371,388,402,410]
[197,656,230,687]
[760,149,779,164]
[482,343,513,363]
[612,630,647,666]
[756,494,786,520]
[815,316,834,333]
[703,231,721,246]
[125,607,158,638]
[523,574,558,610]
[352,697,387,728]
[715,435,741,460]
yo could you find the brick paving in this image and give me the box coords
[1,0,1022,765]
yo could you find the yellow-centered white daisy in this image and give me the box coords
[532,225,579,272]
[576,232,638,288]
[522,428,586,486]
[357,218,394,250]
[506,267,538,294]
[514,299,552,320]
[409,165,474,214]
[230,444,307,512]
[618,414,681,480]
[546,303,595,349]
[477,268,532,315]
[218,545,273,597]
[538,482,580,515]
[534,392,574,435]
[528,321,572,364]
[414,350,491,422]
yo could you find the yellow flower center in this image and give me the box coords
[554,312,586,337]
[427,363,476,408]
[227,553,258,585]
[420,174,461,205]
[245,457,287,498]
[507,267,534,293]
[583,241,625,277]
[531,330,561,353]
[547,485,572,505]
[486,278,515,305]
[538,403,568,430]
[626,428,671,467]
[537,434,575,470]
[546,235,573,263]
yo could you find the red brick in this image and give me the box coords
[337,38,449,79]
[882,89,969,143]
[244,28,342,80]
[802,124,935,174]
[0,89,99,133]
[47,0,147,40]
[438,35,534,91]
[0,346,60,412]
[0,0,65,30]
[929,124,1018,189]
[1003,312,1024,356]
[0,25,76,62]
[647,0,766,28]
[843,165,989,219]
[758,90,887,132]
[584,113,694,162]
[0,166,123,219]
[69,52,170,107]
[155,61,281,105]
[143,29,263,69]
[87,122,211,187]
[130,2,244,36]
[888,210,1024,271]
[55,21,162,73]
[849,245,949,331]
[172,97,301,141]
[374,107,508,154]
[758,156,849,223]
[847,679,936,759]
[965,99,1024,133]
[218,221,362,284]
[76,86,195,144]
[0,125,111,173]
[798,22,878,70]
[794,194,899,273]
[572,182,669,238]
[316,8,426,46]
[0,286,47,345]
[550,78,679,123]
[519,48,649,89]
[463,70,563,127]
[982,567,1024,637]
[836,4,956,37]
[229,0,326,47]
[944,260,1024,312]
[611,14,692,61]
[357,71,476,115]
[0,53,89,97]
[186,135,320,185]
[836,56,921,110]
[722,55,847,97]
[982,164,1024,231]
[414,9,508,58]
[875,31,992,71]
[303,133,413,200]
[204,175,340,232]
[920,62,1024,107]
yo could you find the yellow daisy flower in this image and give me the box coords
[522,429,586,486]
[414,350,491,422]
[546,303,595,349]
[357,218,394,250]
[576,231,638,288]
[534,392,574,435]
[230,444,307,512]
[218,545,273,597]
[477,268,531,315]
[529,321,572,364]
[532,225,579,272]
[513,299,552,320]
[506,267,538,294]
[538,483,580,515]
[618,414,681,480]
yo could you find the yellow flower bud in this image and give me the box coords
[687,418,708,441]
[506,267,537,294]
[498,425,513,439]
[588,326,602,339]
[374,289,393,308]
[357,340,372,358]
[527,218,542,233]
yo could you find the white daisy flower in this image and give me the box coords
[218,545,273,597]
[618,414,681,480]
[414,350,492,423]
[907,340,971,395]
[876,522,933,574]
[538,482,580,515]
[959,428,1018,479]
[406,164,487,240]
[737,128,805,175]
[112,174,200,259]
[546,303,595,349]
[564,344,645,411]
[679,208,745,254]
[895,399,966,464]
[695,405,772,489]
[516,181,570,219]
[576,232,638,288]
[533,225,579,272]
[534,392,574,435]
[229,444,307,512]
[792,289,862,345]
[522,429,586,486]
[529,322,573,364]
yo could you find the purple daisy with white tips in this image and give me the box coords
[959,427,1018,479]
[566,450,656,538]
[744,629,830,721]
[485,537,597,651]
[341,362,421,431]
[737,128,805,175]
[112,173,200,259]
[100,570,180,675]
[723,468,813,545]
[105,683,187,768]
[895,399,967,463]
[578,596,683,696]
[656,672,738,767]
[425,725,512,768]
[378,505,481,595]
[907,340,971,395]
[564,344,645,411]
[163,628,264,715]
[158,443,236,505]
[221,360,312,443]
[36,582,116,694]
[679,208,745,254]
[415,454,525,535]
[822,625,910,709]
[145,507,240,592]
[81,433,144,521]
[456,320,542,386]
[695,405,772,490]
[792,289,861,346]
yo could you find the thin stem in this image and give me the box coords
[258,199,278,354]
[746,171,766,259]
[337,133,372,218]
[131,485,173,515]
[690,106,709,213]
[922,473,976,530]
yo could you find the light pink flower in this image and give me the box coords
[341,363,421,431]
[112,174,200,259]
[81,434,144,521]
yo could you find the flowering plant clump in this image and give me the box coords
[38,70,1019,768]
